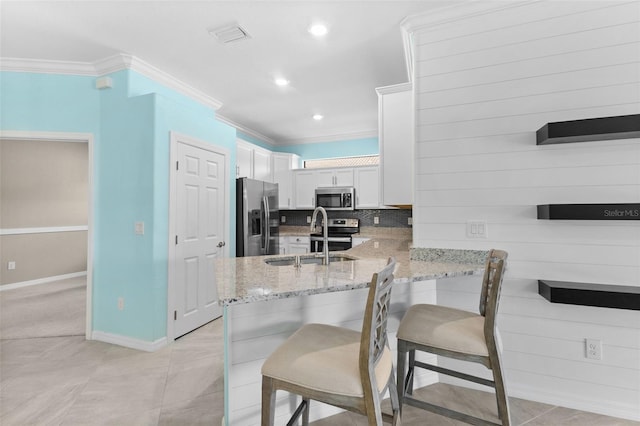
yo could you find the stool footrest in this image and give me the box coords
[403,395,500,426]
[414,360,495,388]
[286,399,308,426]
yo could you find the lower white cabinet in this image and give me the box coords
[278,235,310,255]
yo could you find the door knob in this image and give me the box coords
[217,241,226,247]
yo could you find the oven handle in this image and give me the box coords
[310,236,352,243]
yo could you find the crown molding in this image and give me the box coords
[376,82,412,96]
[278,129,378,146]
[215,114,277,147]
[0,57,97,75]
[1,53,223,111]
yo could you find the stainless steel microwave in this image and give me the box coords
[315,187,355,210]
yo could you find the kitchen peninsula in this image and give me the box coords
[216,234,487,426]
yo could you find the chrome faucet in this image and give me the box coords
[310,206,329,265]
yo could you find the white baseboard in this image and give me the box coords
[439,376,640,422]
[0,271,87,291]
[92,330,168,352]
[509,382,640,422]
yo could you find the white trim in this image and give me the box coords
[0,130,95,341]
[0,271,87,291]
[92,331,168,352]
[167,131,230,342]
[376,82,413,96]
[0,226,88,235]
[0,130,93,143]
[278,129,378,146]
[1,54,223,111]
[215,114,277,147]
[0,57,97,75]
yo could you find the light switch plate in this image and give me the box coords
[135,221,145,235]
[466,221,488,238]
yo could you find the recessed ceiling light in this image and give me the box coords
[313,114,324,121]
[309,23,328,37]
[274,78,290,87]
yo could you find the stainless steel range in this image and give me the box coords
[310,218,359,253]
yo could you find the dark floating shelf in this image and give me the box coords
[537,203,640,220]
[536,114,640,145]
[538,280,640,311]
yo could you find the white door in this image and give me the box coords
[174,140,225,337]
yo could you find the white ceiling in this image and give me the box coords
[0,1,453,145]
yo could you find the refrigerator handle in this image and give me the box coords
[264,195,270,253]
[260,197,267,251]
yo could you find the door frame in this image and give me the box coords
[167,131,230,341]
[0,130,95,339]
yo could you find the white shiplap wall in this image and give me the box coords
[407,0,640,421]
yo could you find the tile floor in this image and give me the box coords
[0,278,636,425]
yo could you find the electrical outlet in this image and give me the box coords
[466,221,488,238]
[135,221,144,235]
[408,217,413,226]
[7,261,16,270]
[281,216,286,223]
[585,338,602,360]
[374,216,379,225]
[118,297,125,311]
[306,216,311,224]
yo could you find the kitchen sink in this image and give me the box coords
[264,254,356,267]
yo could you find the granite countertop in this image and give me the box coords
[216,230,487,306]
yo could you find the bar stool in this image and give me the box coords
[396,249,510,425]
[261,258,400,426]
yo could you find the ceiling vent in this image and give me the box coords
[209,24,251,44]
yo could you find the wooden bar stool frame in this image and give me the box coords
[261,258,401,426]
[396,249,511,426]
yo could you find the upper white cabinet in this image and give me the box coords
[316,168,354,187]
[376,83,413,206]
[354,166,379,208]
[272,153,300,209]
[293,170,317,209]
[236,139,272,182]
[293,166,377,209]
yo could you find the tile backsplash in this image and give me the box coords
[280,208,412,228]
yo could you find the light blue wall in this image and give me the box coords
[1,69,236,343]
[276,136,378,161]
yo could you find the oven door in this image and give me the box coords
[310,236,352,252]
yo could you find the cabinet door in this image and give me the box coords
[355,167,379,208]
[315,169,334,187]
[288,236,309,254]
[378,85,413,206]
[236,143,253,178]
[253,148,272,182]
[334,168,354,187]
[294,171,317,209]
[272,154,299,209]
[278,237,287,254]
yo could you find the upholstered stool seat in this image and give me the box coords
[261,258,400,426]
[397,249,511,426]
[262,323,392,398]
[398,304,488,357]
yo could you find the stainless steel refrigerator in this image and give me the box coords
[236,178,279,257]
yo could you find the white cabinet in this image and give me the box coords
[293,168,355,209]
[293,170,318,209]
[272,153,300,209]
[236,142,253,179]
[236,139,272,182]
[253,147,272,181]
[376,83,413,206]
[279,236,310,254]
[288,236,309,254]
[354,166,379,208]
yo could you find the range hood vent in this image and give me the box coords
[209,24,251,44]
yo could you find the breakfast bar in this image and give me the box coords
[216,237,487,426]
